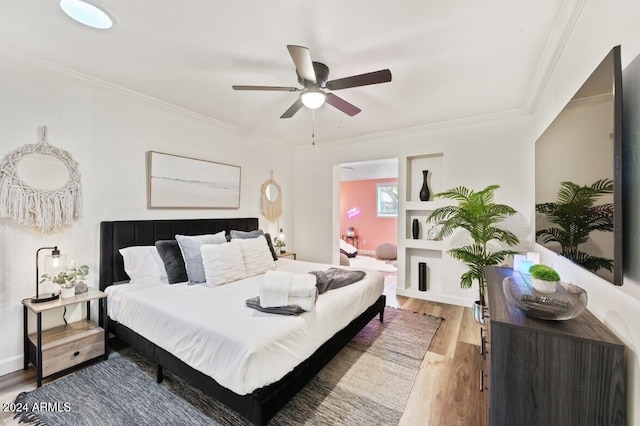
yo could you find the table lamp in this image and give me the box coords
[33,246,62,303]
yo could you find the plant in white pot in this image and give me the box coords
[529,264,560,293]
[427,185,519,324]
[41,263,89,299]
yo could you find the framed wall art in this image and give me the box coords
[147,151,241,209]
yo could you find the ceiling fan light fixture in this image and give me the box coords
[301,89,326,109]
[59,0,114,29]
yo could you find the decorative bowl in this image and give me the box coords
[502,275,588,320]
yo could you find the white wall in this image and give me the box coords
[533,0,640,423]
[0,51,294,375]
[293,112,533,304]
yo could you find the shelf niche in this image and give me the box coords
[405,153,444,203]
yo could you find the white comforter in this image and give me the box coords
[105,259,384,395]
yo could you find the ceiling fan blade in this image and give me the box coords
[232,85,299,92]
[325,93,361,116]
[287,45,316,82]
[326,69,392,91]
[280,98,304,119]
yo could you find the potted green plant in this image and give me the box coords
[535,179,613,274]
[41,263,89,299]
[273,237,286,254]
[529,264,560,293]
[427,185,519,324]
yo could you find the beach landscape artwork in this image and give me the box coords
[148,151,241,209]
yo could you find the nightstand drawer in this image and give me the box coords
[29,320,106,377]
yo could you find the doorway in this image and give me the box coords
[336,158,398,296]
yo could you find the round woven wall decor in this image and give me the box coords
[261,172,282,223]
[0,133,82,233]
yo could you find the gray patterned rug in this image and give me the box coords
[14,307,441,425]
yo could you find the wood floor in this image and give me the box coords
[0,295,485,426]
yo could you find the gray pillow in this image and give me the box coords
[155,240,188,284]
[263,233,279,261]
[175,232,226,283]
[230,229,264,239]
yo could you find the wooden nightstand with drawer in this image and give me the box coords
[22,289,108,387]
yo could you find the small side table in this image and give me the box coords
[341,235,359,249]
[22,289,108,387]
[277,251,297,260]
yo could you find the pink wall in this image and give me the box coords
[340,178,398,252]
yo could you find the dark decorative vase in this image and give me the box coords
[412,219,420,239]
[418,262,427,291]
[419,170,431,201]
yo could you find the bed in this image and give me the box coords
[99,218,386,425]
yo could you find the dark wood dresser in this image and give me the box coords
[483,266,625,426]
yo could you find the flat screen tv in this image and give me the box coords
[535,46,623,285]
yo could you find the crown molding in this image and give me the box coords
[301,108,529,150]
[524,0,588,113]
[0,45,287,147]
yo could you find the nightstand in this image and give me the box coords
[277,251,297,260]
[22,289,108,387]
[341,235,359,248]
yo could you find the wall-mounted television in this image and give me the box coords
[535,46,623,285]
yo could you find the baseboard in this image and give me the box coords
[0,354,24,377]
[395,287,473,307]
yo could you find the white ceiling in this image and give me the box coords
[0,1,563,145]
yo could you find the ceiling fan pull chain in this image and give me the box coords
[312,110,316,146]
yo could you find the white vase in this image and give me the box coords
[532,278,557,293]
[60,286,76,299]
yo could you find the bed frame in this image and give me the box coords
[99,218,386,425]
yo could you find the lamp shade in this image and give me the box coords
[300,90,326,109]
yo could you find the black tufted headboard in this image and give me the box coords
[99,218,259,291]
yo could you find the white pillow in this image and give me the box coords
[238,235,276,277]
[119,246,168,284]
[175,231,227,284]
[201,240,246,287]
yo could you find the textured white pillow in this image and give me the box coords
[119,246,169,284]
[201,240,246,287]
[175,231,227,284]
[239,235,276,277]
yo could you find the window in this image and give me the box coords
[377,183,398,217]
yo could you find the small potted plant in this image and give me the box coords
[529,264,560,293]
[273,237,286,254]
[41,263,89,299]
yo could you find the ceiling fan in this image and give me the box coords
[232,45,392,119]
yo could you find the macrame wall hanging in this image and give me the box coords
[0,126,82,233]
[260,171,282,223]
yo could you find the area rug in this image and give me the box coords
[14,308,441,426]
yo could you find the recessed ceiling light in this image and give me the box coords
[59,0,114,29]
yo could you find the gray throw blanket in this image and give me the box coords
[245,297,306,316]
[310,268,366,294]
[245,268,366,316]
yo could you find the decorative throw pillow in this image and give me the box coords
[175,231,227,284]
[263,233,279,261]
[155,240,188,284]
[238,235,276,277]
[229,229,278,261]
[201,240,246,287]
[119,246,168,284]
[230,229,264,239]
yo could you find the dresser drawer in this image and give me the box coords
[29,320,106,377]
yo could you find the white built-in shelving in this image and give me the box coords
[397,152,456,302]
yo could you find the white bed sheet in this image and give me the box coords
[105,259,384,395]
